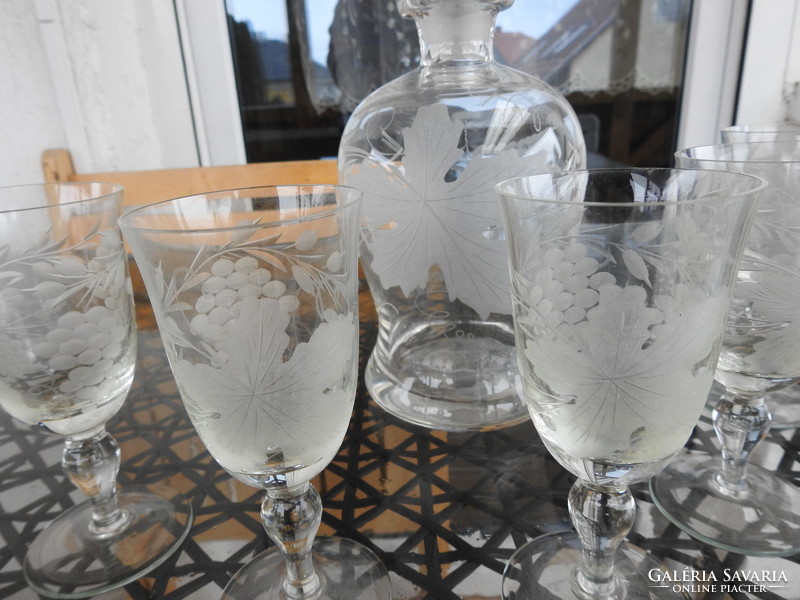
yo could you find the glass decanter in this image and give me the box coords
[338,0,586,431]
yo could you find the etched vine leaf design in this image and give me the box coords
[0,228,127,315]
[347,103,546,320]
[522,281,725,463]
[172,298,356,475]
[0,227,130,416]
[147,225,349,360]
[512,211,730,463]
[142,224,357,473]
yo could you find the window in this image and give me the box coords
[179,0,752,167]
[226,0,343,162]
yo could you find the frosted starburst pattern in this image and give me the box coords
[520,280,724,464]
[141,224,357,484]
[511,203,732,470]
[173,299,356,479]
[347,103,560,320]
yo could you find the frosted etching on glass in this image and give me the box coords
[647,127,800,557]
[521,279,724,464]
[0,183,194,597]
[142,228,356,488]
[337,0,587,432]
[510,187,735,484]
[498,167,763,600]
[121,186,392,598]
[348,103,557,321]
[0,227,134,428]
[718,185,800,384]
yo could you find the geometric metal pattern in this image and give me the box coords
[0,290,798,599]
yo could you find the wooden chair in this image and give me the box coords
[41,149,339,207]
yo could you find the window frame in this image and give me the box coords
[175,0,246,166]
[178,0,787,166]
[676,0,750,149]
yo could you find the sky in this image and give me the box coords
[225,0,581,66]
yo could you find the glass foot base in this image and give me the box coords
[221,537,392,600]
[650,453,800,556]
[24,484,193,599]
[502,531,687,600]
[366,355,529,432]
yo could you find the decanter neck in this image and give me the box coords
[400,0,511,67]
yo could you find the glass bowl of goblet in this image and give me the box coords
[0,183,192,598]
[119,185,392,599]
[650,141,800,556]
[496,168,763,599]
[718,127,800,430]
[721,122,800,143]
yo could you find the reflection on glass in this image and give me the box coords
[225,0,691,167]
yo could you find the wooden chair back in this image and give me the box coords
[41,149,339,207]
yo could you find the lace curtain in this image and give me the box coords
[297,0,690,115]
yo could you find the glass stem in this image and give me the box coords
[261,482,323,599]
[711,393,770,497]
[62,429,132,537]
[568,479,635,597]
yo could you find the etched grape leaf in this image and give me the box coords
[347,103,540,320]
[631,222,662,243]
[292,265,317,294]
[621,248,651,287]
[524,284,726,460]
[172,297,355,470]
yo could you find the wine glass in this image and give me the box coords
[721,122,800,144]
[719,126,800,429]
[0,183,192,597]
[651,141,800,556]
[496,168,762,599]
[119,185,392,599]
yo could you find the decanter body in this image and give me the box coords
[339,0,587,431]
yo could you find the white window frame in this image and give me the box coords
[676,0,750,149]
[735,0,800,125]
[178,0,797,164]
[35,0,200,172]
[175,0,246,166]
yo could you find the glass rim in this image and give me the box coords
[721,122,800,133]
[675,141,800,164]
[0,181,124,215]
[118,184,362,235]
[495,167,766,207]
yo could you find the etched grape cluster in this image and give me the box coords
[0,229,130,404]
[517,243,615,333]
[30,306,128,400]
[188,255,296,344]
[182,230,340,352]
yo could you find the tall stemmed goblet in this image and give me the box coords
[496,169,762,600]
[651,142,800,556]
[721,122,800,144]
[0,183,192,597]
[119,185,391,599]
[720,126,800,429]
